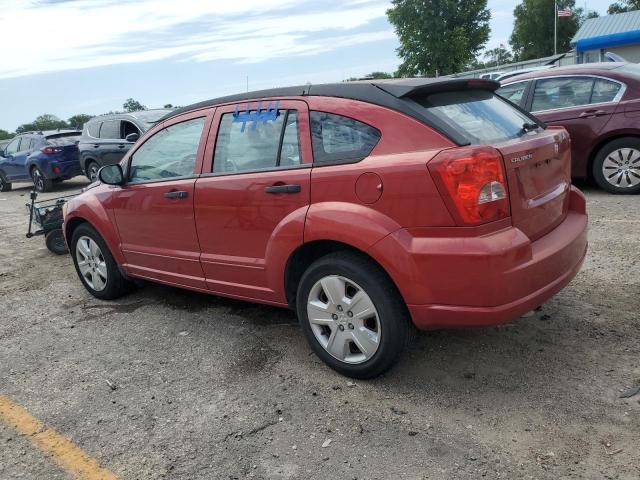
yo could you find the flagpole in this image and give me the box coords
[554,0,558,55]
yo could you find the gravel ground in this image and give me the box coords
[0,177,638,480]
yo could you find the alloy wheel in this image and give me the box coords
[602,147,640,188]
[32,169,45,192]
[88,163,99,182]
[306,275,380,364]
[76,236,108,291]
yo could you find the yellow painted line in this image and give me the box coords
[0,395,118,480]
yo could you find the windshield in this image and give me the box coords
[133,110,172,125]
[413,89,537,144]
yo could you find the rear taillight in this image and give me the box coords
[41,146,62,155]
[428,146,510,225]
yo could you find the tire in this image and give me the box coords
[296,251,410,379]
[592,137,640,194]
[0,172,11,192]
[45,229,68,255]
[31,167,53,193]
[86,161,100,182]
[70,223,132,300]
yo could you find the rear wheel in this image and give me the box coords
[592,137,640,194]
[45,229,68,255]
[0,172,11,192]
[71,223,132,300]
[296,251,410,379]
[86,161,100,182]
[31,167,53,193]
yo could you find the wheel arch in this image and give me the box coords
[284,239,406,311]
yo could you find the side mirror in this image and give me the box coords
[98,164,124,186]
[125,133,139,143]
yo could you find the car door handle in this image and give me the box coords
[579,110,607,118]
[264,184,301,194]
[164,190,188,199]
[93,144,100,148]
[118,144,125,148]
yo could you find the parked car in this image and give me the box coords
[63,78,588,378]
[498,62,640,194]
[78,109,173,181]
[0,130,82,192]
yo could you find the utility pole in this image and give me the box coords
[554,0,558,55]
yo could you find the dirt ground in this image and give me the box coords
[0,177,638,480]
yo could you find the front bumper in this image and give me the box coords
[371,186,588,329]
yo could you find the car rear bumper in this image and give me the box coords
[373,186,588,329]
[49,161,82,179]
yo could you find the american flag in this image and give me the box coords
[558,7,572,17]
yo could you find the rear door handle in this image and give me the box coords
[164,190,188,199]
[264,184,301,194]
[579,109,607,118]
[118,144,125,149]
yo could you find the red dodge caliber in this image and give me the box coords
[63,78,588,378]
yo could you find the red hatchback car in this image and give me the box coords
[63,78,588,378]
[498,62,640,194]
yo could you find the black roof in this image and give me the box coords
[159,78,501,146]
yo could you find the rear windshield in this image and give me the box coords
[46,132,81,145]
[413,90,536,144]
[617,63,640,79]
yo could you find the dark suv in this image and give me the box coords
[78,109,172,181]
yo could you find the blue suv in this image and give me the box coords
[0,130,82,192]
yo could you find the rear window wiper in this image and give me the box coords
[521,122,539,134]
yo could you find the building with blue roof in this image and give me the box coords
[572,10,640,63]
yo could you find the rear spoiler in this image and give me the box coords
[373,78,500,99]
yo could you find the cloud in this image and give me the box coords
[0,0,392,79]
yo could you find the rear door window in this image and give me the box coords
[413,90,534,144]
[19,138,32,151]
[99,120,121,139]
[531,77,594,111]
[213,109,300,173]
[310,112,380,163]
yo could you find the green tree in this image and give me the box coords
[484,47,513,67]
[16,114,68,134]
[123,98,147,112]
[510,0,596,60]
[344,71,396,81]
[387,0,491,76]
[67,114,93,129]
[163,103,173,108]
[608,0,640,13]
[0,129,14,140]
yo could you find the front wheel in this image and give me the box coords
[86,161,100,182]
[31,167,53,193]
[592,138,640,194]
[71,223,132,300]
[296,252,410,379]
[0,172,11,192]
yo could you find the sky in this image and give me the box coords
[0,0,615,131]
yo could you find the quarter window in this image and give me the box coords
[213,109,301,173]
[99,120,121,139]
[129,117,205,183]
[532,77,594,111]
[497,82,528,106]
[86,122,100,138]
[591,78,621,104]
[310,112,380,163]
